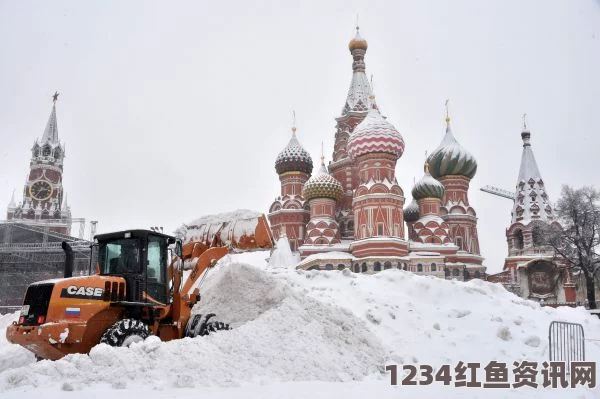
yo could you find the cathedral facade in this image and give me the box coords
[268,29,485,280]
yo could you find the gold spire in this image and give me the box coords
[291,110,297,135]
[320,141,325,165]
[444,98,450,125]
[424,151,430,173]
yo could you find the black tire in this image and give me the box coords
[100,319,150,347]
[185,313,230,338]
[198,313,230,336]
[184,314,203,338]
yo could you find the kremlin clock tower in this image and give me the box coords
[6,93,72,235]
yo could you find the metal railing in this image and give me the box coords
[0,241,90,252]
[549,321,585,374]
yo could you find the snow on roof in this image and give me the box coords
[511,130,555,225]
[41,103,60,145]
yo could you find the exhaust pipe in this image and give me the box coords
[62,241,74,278]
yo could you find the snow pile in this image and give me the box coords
[279,269,600,370]
[1,261,600,397]
[0,312,34,374]
[267,236,299,269]
[0,263,385,392]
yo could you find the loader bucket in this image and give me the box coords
[181,210,274,252]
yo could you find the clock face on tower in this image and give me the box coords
[29,180,53,201]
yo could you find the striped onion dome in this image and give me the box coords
[412,163,445,200]
[275,128,313,175]
[403,198,420,222]
[303,160,343,202]
[347,105,405,160]
[427,121,477,179]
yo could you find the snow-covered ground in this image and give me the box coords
[1,250,599,398]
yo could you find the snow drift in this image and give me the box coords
[1,254,599,398]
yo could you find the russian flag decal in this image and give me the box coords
[65,307,81,318]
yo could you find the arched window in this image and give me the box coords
[474,271,481,279]
[431,263,436,272]
[403,263,408,271]
[337,264,345,270]
[308,265,319,271]
[417,263,423,272]
[42,145,51,156]
[353,263,360,273]
[325,264,334,271]
[452,268,459,277]
[347,221,354,234]
[374,262,381,272]
[445,267,450,277]
[384,261,392,270]
[361,263,367,273]
[514,229,524,250]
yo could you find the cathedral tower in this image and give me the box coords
[427,106,481,264]
[7,93,71,235]
[347,97,408,258]
[328,27,374,239]
[500,121,574,303]
[299,155,344,256]
[411,162,451,244]
[268,124,313,251]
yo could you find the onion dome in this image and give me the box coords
[303,158,343,202]
[275,127,313,175]
[403,198,420,222]
[348,27,368,51]
[347,103,405,160]
[412,162,445,200]
[427,114,477,179]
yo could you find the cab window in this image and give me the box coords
[99,238,140,274]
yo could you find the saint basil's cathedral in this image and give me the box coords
[268,28,485,280]
[268,28,582,305]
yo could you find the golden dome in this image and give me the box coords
[348,28,368,51]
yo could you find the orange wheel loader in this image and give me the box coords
[6,213,274,360]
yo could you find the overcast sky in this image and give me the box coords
[0,0,599,273]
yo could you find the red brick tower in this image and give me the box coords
[299,156,344,257]
[427,107,481,264]
[411,162,452,244]
[6,93,72,235]
[328,27,373,239]
[268,125,313,251]
[347,98,408,258]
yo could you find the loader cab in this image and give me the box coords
[96,230,176,305]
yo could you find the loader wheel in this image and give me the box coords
[184,313,230,338]
[100,319,149,347]
[198,313,230,336]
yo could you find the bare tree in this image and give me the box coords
[546,186,600,308]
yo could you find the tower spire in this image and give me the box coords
[512,118,554,224]
[291,110,297,136]
[8,189,16,208]
[445,98,451,126]
[42,93,60,144]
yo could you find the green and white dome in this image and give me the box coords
[427,121,477,179]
